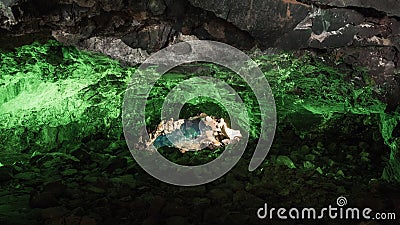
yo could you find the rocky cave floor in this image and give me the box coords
[1,121,400,225]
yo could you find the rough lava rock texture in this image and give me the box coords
[0,0,255,61]
[304,0,400,17]
[188,0,400,110]
[1,0,400,181]
[189,0,310,48]
[0,41,130,152]
[0,0,399,75]
[1,0,398,93]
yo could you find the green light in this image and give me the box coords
[1,41,399,181]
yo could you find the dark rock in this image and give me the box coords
[313,8,364,34]
[71,206,86,217]
[0,0,398,71]
[82,177,109,195]
[312,14,326,35]
[80,216,97,225]
[0,193,35,225]
[177,186,206,197]
[14,171,38,180]
[0,1,16,29]
[226,213,250,225]
[110,174,137,188]
[305,154,316,161]
[61,168,78,176]
[208,188,232,203]
[148,196,165,216]
[203,206,228,225]
[70,0,96,8]
[192,197,210,208]
[105,157,128,173]
[232,190,264,209]
[225,173,244,191]
[275,155,296,169]
[142,216,161,225]
[165,216,188,225]
[43,180,68,197]
[161,202,190,217]
[309,24,356,48]
[39,206,68,220]
[105,140,127,153]
[83,174,99,183]
[103,0,124,10]
[0,0,398,56]
[148,0,166,16]
[189,0,310,48]
[340,46,397,84]
[121,23,176,52]
[306,0,400,17]
[0,166,13,182]
[29,191,60,209]
[92,197,109,207]
[165,0,188,18]
[86,185,106,194]
[391,19,400,35]
[62,214,82,225]
[70,147,91,164]
[276,28,312,49]
[129,199,147,212]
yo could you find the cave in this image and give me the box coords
[1,0,400,225]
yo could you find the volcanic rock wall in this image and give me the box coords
[1,0,400,181]
[1,0,399,102]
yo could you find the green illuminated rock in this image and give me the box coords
[1,40,400,182]
[0,41,132,153]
